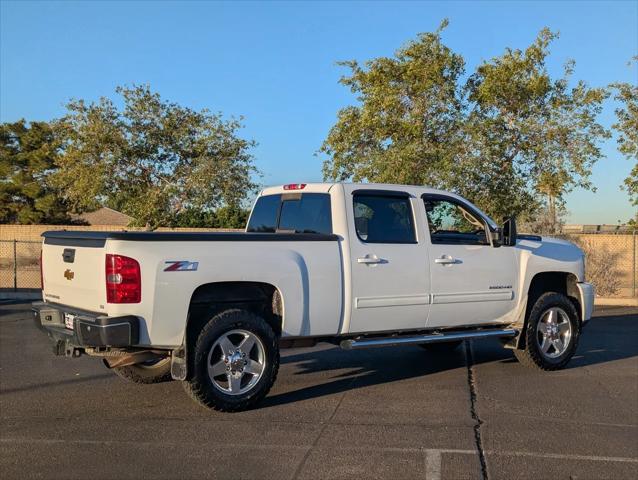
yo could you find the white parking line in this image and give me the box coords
[1,438,636,476]
[424,449,442,480]
[486,449,638,464]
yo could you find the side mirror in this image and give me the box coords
[502,216,517,246]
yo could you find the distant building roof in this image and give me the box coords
[72,207,132,226]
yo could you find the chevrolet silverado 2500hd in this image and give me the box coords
[33,183,594,411]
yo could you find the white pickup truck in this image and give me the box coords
[33,183,594,411]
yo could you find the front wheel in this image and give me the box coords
[183,309,279,412]
[514,292,580,370]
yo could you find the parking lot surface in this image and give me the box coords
[1,302,637,479]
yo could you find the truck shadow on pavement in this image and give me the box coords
[262,311,638,408]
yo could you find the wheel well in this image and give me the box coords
[517,271,581,348]
[526,272,581,316]
[186,282,283,346]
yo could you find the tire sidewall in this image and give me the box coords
[525,292,580,368]
[191,309,278,408]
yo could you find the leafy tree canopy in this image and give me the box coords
[0,119,71,224]
[611,77,638,211]
[53,85,257,229]
[321,22,610,226]
[171,205,249,229]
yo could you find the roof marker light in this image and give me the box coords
[283,183,307,190]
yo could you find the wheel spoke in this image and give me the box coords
[208,360,227,378]
[228,374,242,393]
[219,335,236,355]
[540,336,552,353]
[557,321,570,333]
[244,359,264,376]
[553,338,565,353]
[546,309,556,323]
[238,335,256,356]
[538,323,549,334]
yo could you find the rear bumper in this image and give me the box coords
[576,282,595,326]
[32,301,139,348]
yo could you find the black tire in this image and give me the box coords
[112,357,173,384]
[418,340,463,352]
[183,309,279,412]
[514,292,580,371]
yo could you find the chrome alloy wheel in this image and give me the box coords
[536,307,572,359]
[207,329,266,396]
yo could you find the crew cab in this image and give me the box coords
[33,183,594,411]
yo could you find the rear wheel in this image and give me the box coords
[183,309,279,412]
[112,357,173,384]
[514,292,580,370]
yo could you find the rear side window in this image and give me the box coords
[353,194,416,243]
[247,193,332,234]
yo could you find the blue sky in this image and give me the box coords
[1,0,636,224]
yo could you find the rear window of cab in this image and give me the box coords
[247,193,332,234]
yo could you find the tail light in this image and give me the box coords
[40,249,44,290]
[106,254,141,303]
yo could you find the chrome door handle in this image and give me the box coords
[358,255,382,264]
[435,256,459,265]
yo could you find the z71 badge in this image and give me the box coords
[164,261,199,272]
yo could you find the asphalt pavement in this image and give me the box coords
[1,302,636,479]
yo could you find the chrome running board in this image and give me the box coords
[340,328,518,350]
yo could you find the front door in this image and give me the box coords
[422,194,518,329]
[347,189,431,333]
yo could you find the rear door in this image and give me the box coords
[422,194,518,328]
[347,189,431,333]
[41,234,107,312]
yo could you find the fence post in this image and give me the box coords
[13,239,17,291]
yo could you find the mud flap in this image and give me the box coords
[170,342,187,381]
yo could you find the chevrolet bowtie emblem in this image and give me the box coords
[64,269,74,280]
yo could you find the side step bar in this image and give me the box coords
[340,328,518,350]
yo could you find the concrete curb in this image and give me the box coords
[594,297,638,307]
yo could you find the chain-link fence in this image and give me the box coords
[1,233,636,298]
[562,232,637,298]
[0,240,42,290]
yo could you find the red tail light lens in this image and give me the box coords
[283,183,306,190]
[105,254,141,303]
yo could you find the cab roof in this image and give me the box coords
[260,182,452,197]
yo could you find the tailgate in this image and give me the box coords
[41,233,107,312]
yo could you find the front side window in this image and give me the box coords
[353,194,416,243]
[423,196,488,245]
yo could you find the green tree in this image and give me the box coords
[53,85,257,229]
[466,28,609,228]
[213,205,250,229]
[611,78,638,213]
[321,23,610,227]
[321,20,465,189]
[0,119,71,224]
[171,205,249,229]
